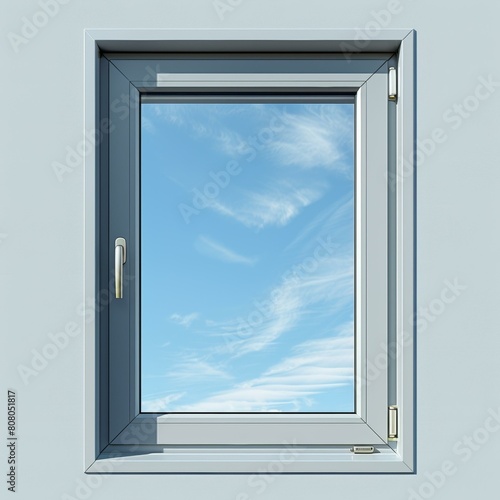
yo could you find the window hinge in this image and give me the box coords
[388,405,398,441]
[350,446,375,455]
[388,67,397,101]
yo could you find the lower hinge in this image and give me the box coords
[388,405,398,441]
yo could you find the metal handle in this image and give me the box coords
[115,237,126,299]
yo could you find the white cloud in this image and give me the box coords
[284,195,353,253]
[151,103,189,126]
[209,251,353,357]
[209,182,326,229]
[173,325,354,412]
[167,358,231,381]
[264,323,353,376]
[148,103,248,145]
[146,103,353,174]
[195,235,257,265]
[200,189,354,358]
[142,392,185,412]
[170,312,199,328]
[267,105,353,171]
[141,115,156,134]
[225,280,301,356]
[216,130,251,157]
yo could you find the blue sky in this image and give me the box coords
[141,101,355,412]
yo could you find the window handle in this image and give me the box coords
[115,237,127,299]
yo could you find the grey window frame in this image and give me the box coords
[84,29,415,474]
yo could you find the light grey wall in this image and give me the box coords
[1,0,499,498]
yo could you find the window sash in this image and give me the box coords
[104,59,388,440]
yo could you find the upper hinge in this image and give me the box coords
[388,67,397,101]
[388,405,398,441]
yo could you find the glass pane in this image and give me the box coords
[140,100,355,412]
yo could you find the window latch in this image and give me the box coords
[115,237,127,299]
[350,446,375,454]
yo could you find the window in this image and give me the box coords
[141,99,356,414]
[84,30,415,473]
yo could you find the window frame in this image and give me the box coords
[84,29,415,474]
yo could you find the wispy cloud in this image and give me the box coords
[224,280,301,356]
[145,103,353,174]
[209,182,326,229]
[208,250,353,357]
[142,392,185,412]
[151,103,190,126]
[142,357,232,411]
[166,357,231,381]
[267,106,353,171]
[141,115,156,134]
[264,323,353,377]
[170,312,199,328]
[149,103,248,144]
[212,104,354,171]
[195,235,257,265]
[172,324,353,412]
[142,103,355,413]
[284,195,353,253]
[216,129,252,157]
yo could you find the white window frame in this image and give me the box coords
[84,29,415,474]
